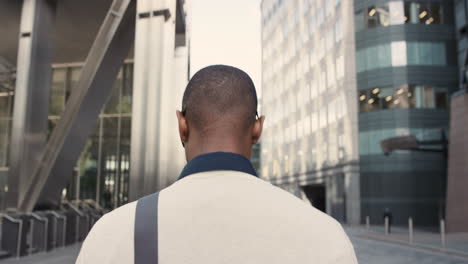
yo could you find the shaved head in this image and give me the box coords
[182,65,258,131]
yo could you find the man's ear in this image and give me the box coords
[176,110,189,145]
[252,115,265,145]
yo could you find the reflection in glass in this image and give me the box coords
[67,67,81,102]
[359,85,448,112]
[405,2,443,25]
[367,5,390,28]
[0,90,13,167]
[355,1,444,32]
[49,68,66,116]
[78,125,99,201]
[121,64,133,114]
[104,69,122,114]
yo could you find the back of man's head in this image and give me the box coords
[182,65,258,131]
[177,65,264,160]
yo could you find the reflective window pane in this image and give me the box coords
[367,5,390,28]
[359,84,449,112]
[104,70,122,114]
[49,68,66,116]
[121,63,133,114]
[355,1,444,32]
[355,10,365,32]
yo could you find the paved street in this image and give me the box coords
[1,228,468,263]
[351,233,468,264]
[0,244,81,264]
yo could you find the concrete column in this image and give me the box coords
[165,46,189,185]
[6,0,56,210]
[130,0,181,200]
[157,0,179,189]
[344,164,361,225]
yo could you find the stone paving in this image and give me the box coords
[0,244,80,264]
[1,227,468,263]
[348,225,468,258]
[347,227,468,264]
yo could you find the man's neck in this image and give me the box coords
[187,136,251,161]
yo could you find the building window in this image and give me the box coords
[407,42,446,66]
[367,5,390,28]
[355,10,365,32]
[359,85,449,112]
[357,41,448,73]
[355,1,445,32]
[404,2,443,24]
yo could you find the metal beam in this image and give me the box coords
[6,0,56,210]
[18,0,136,212]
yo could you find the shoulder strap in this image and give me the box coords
[134,192,159,264]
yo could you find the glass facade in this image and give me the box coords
[356,41,449,73]
[0,88,13,169]
[261,0,358,218]
[0,62,133,209]
[355,1,445,32]
[359,127,446,155]
[359,85,449,112]
[355,0,455,226]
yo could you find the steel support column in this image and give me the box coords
[6,0,57,210]
[18,0,136,212]
[129,0,175,201]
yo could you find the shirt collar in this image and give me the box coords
[178,152,258,179]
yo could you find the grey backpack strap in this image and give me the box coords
[134,192,159,264]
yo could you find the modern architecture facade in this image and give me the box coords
[261,0,361,224]
[0,0,189,211]
[261,0,457,226]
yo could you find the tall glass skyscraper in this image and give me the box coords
[261,0,456,226]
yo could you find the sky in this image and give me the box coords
[189,0,262,96]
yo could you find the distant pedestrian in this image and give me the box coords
[383,208,393,233]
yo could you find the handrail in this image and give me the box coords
[45,211,66,248]
[0,213,21,224]
[0,213,23,258]
[30,213,48,252]
[29,213,47,222]
[47,211,66,220]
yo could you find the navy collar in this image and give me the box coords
[178,152,258,179]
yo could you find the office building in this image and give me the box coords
[0,0,188,211]
[261,0,456,225]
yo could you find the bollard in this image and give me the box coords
[408,217,413,244]
[384,216,389,235]
[440,219,446,248]
[366,216,370,229]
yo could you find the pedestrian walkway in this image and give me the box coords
[1,227,468,264]
[347,225,468,260]
[349,230,468,264]
[0,244,81,264]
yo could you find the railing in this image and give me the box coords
[47,211,67,249]
[0,213,23,258]
[28,213,48,254]
[0,200,102,260]
[63,202,87,244]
